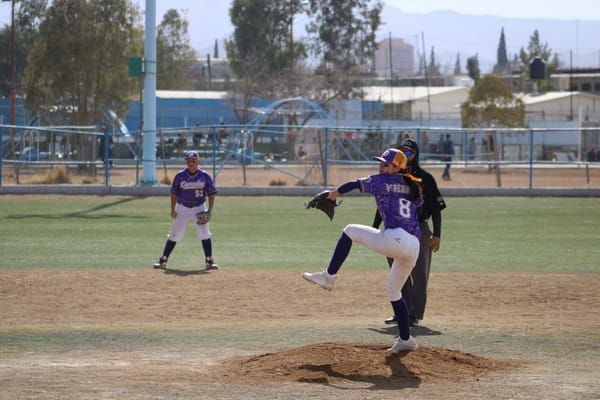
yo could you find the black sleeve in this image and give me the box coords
[430,207,442,238]
[423,173,445,237]
[372,209,382,228]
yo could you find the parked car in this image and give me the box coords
[19,147,49,162]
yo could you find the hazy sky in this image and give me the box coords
[2,0,598,27]
[384,0,600,20]
[1,0,598,63]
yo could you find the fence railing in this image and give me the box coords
[2,123,600,188]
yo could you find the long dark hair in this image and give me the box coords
[405,175,422,201]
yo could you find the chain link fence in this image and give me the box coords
[2,123,600,188]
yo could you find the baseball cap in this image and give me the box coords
[372,148,407,169]
[184,151,199,160]
[399,138,419,156]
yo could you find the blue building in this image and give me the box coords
[124,90,270,132]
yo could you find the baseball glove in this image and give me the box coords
[305,190,341,221]
[195,210,211,225]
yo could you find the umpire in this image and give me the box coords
[375,138,446,326]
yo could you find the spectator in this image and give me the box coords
[99,135,114,167]
[441,134,455,181]
[467,137,477,161]
[587,146,596,162]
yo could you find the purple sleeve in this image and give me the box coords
[358,175,381,194]
[204,172,217,195]
[170,172,182,195]
[337,180,360,194]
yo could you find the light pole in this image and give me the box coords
[10,0,15,127]
[1,0,16,161]
[1,0,16,126]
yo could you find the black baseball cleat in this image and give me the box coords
[153,256,167,269]
[384,316,420,326]
[205,258,219,270]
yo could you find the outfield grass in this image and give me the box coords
[1,196,598,272]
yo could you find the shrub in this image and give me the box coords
[36,167,72,184]
[269,178,287,186]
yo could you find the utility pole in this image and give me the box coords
[9,0,15,127]
[288,1,294,93]
[1,0,17,158]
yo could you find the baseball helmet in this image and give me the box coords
[372,148,408,170]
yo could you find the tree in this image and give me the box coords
[518,29,559,90]
[305,0,382,101]
[0,0,48,98]
[24,0,142,158]
[454,53,461,75]
[466,54,480,83]
[493,28,510,75]
[226,0,307,121]
[426,46,440,77]
[460,75,526,128]
[213,39,219,59]
[156,9,197,90]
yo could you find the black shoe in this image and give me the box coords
[153,256,167,269]
[384,316,396,324]
[409,317,421,326]
[205,258,219,270]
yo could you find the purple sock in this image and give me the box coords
[326,233,352,275]
[163,240,176,258]
[202,239,212,259]
[391,298,411,340]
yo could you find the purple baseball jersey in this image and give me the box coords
[359,173,422,238]
[171,168,217,208]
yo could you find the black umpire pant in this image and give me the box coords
[399,220,433,320]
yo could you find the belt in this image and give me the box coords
[179,202,204,208]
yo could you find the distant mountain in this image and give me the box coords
[379,8,600,73]
[182,5,600,73]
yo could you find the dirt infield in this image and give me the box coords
[1,269,598,399]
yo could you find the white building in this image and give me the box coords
[372,38,414,78]
[361,85,470,121]
[516,91,600,123]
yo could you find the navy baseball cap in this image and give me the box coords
[399,138,419,155]
[185,151,199,159]
[372,148,407,169]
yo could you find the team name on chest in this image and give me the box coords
[385,183,410,194]
[180,180,205,190]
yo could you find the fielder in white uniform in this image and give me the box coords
[153,151,219,270]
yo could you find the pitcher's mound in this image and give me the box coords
[217,342,515,388]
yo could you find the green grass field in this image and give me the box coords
[1,195,599,399]
[1,196,598,272]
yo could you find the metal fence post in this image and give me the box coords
[528,129,534,190]
[211,125,217,184]
[324,127,329,187]
[104,118,110,186]
[0,124,3,187]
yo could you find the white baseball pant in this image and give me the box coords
[343,224,419,302]
[167,203,211,242]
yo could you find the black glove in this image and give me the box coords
[305,190,341,221]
